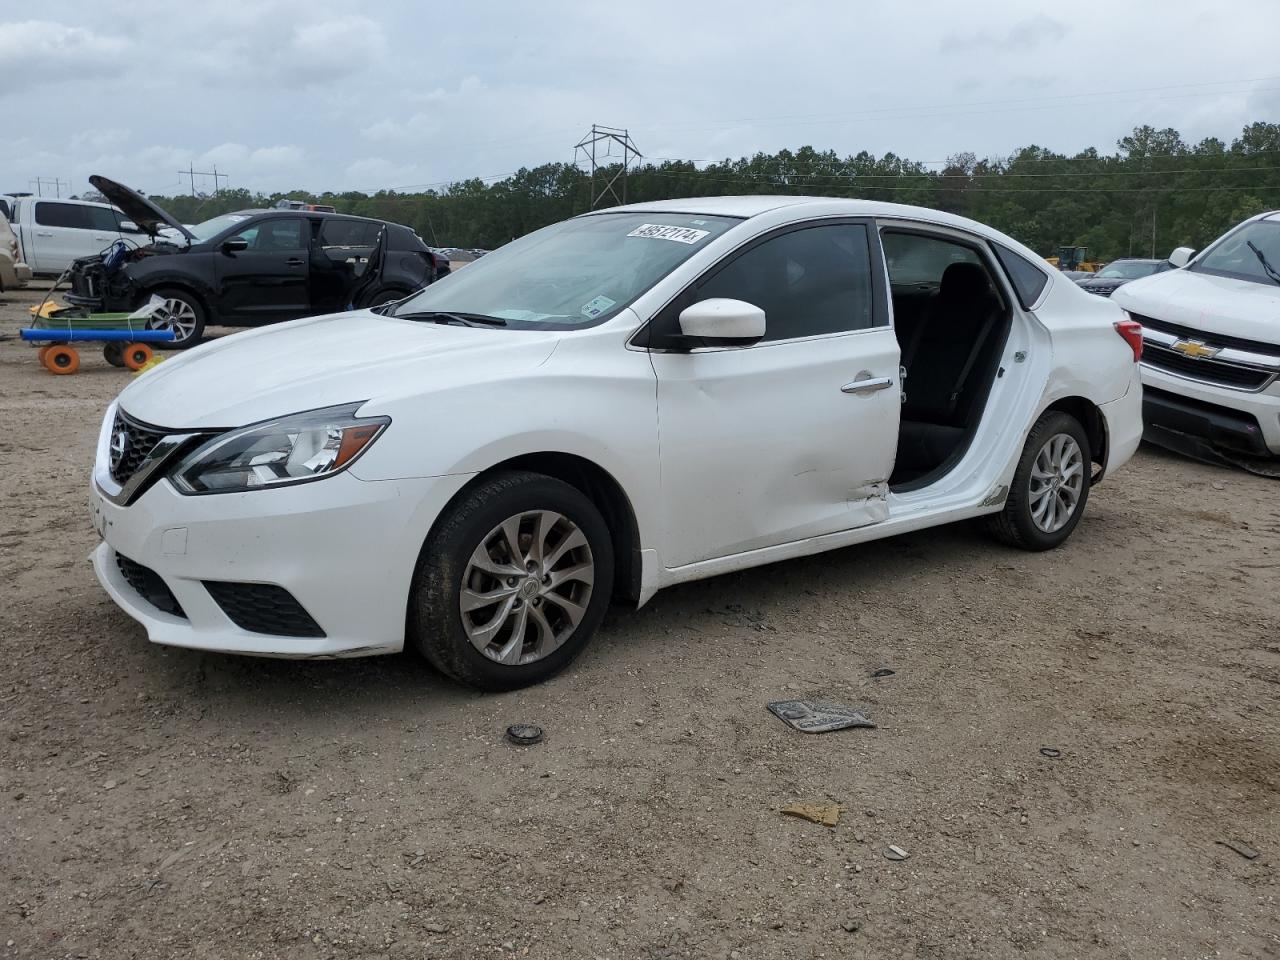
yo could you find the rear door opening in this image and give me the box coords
[881,227,1013,491]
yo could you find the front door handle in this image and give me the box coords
[841,376,894,395]
[285,258,305,267]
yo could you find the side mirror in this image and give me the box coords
[677,298,765,345]
[222,237,250,254]
[119,220,142,233]
[1167,246,1195,268]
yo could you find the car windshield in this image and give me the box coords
[390,212,739,328]
[1096,261,1158,279]
[1191,219,1280,285]
[187,213,252,243]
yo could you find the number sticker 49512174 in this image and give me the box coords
[626,224,711,244]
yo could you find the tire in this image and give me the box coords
[44,345,80,375]
[408,470,614,691]
[367,287,407,309]
[103,342,126,367]
[122,342,154,371]
[144,287,206,349]
[987,410,1092,551]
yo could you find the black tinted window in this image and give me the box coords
[992,244,1049,308]
[320,219,380,247]
[84,205,122,232]
[234,218,305,251]
[696,224,877,341]
[35,202,90,229]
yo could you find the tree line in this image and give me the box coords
[142,122,1280,262]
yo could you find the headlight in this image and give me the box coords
[172,403,389,494]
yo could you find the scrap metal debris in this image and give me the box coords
[1039,747,1062,758]
[767,700,875,733]
[1216,839,1260,860]
[884,844,910,861]
[505,724,544,746]
[871,668,895,678]
[780,803,842,827]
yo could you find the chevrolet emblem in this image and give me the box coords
[1170,339,1221,360]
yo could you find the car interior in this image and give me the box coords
[884,231,1012,491]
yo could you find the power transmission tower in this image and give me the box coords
[574,125,642,208]
[29,177,70,198]
[179,164,229,196]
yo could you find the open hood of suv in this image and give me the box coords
[90,175,195,242]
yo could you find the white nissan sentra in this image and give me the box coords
[90,197,1143,689]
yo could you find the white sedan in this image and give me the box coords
[89,197,1143,689]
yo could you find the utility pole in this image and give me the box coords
[1150,204,1157,259]
[29,177,70,198]
[179,165,229,196]
[574,125,642,209]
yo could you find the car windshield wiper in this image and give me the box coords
[393,310,508,327]
[1246,241,1280,286]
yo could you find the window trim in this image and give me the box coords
[988,242,1050,310]
[633,216,890,351]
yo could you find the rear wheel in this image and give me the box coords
[366,287,407,309]
[103,342,126,367]
[987,410,1091,550]
[122,342,154,371]
[409,471,614,690]
[144,288,205,349]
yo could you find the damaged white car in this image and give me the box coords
[90,197,1143,689]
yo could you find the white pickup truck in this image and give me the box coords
[0,195,145,278]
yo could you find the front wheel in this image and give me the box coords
[409,471,614,690]
[144,288,206,349]
[987,410,1092,550]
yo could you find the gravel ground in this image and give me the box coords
[1,281,1277,959]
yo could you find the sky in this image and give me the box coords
[2,0,1277,198]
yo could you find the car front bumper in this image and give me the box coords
[1139,363,1280,459]
[90,469,473,657]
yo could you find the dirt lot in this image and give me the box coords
[1,281,1277,960]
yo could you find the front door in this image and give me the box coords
[649,221,901,568]
[215,216,311,322]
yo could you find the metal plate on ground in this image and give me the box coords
[767,700,875,733]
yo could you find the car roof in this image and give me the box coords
[595,194,1017,235]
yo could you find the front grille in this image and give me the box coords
[1132,313,1280,356]
[115,553,186,618]
[110,410,170,486]
[203,582,326,638]
[1142,342,1275,390]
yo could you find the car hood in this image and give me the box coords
[90,175,195,242]
[115,310,561,429]
[1113,268,1280,346]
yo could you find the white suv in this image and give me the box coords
[89,197,1143,689]
[1113,211,1280,467]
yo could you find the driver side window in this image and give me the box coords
[231,217,305,252]
[695,223,877,342]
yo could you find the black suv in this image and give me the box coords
[65,176,443,347]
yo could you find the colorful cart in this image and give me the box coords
[20,300,176,375]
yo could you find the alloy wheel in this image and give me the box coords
[459,510,595,666]
[148,298,199,340]
[1029,433,1084,533]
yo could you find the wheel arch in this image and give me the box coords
[432,451,644,606]
[1043,395,1108,483]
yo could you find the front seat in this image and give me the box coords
[897,262,1002,476]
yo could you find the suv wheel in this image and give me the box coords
[145,288,206,349]
[987,410,1092,550]
[409,471,614,690]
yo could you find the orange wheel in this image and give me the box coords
[44,345,80,375]
[37,345,53,365]
[123,342,154,371]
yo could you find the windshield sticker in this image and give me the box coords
[627,223,711,244]
[580,295,617,319]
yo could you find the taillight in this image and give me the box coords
[1114,318,1143,362]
